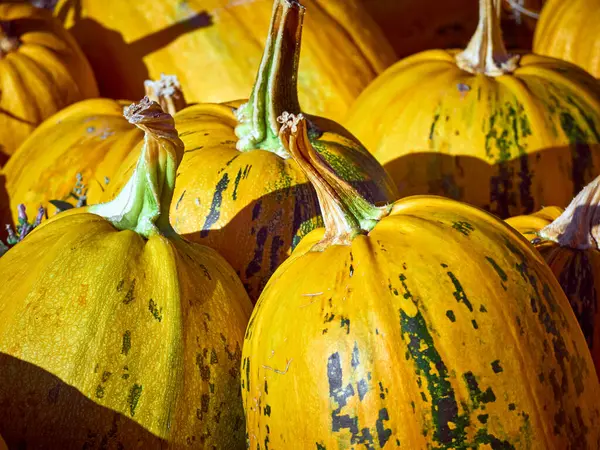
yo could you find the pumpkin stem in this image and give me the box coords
[144,74,188,116]
[539,176,600,250]
[0,21,20,57]
[279,113,390,250]
[455,0,519,76]
[234,0,304,157]
[89,97,184,239]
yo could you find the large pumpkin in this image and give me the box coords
[346,0,600,219]
[1,74,188,233]
[0,3,97,164]
[52,0,396,123]
[0,98,253,448]
[507,176,600,377]
[533,0,600,78]
[242,114,600,448]
[102,0,398,302]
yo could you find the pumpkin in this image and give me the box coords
[0,98,253,448]
[0,3,98,164]
[1,74,187,231]
[533,0,600,78]
[345,0,600,219]
[101,0,398,302]
[507,176,600,377]
[0,434,6,450]
[52,0,396,124]
[242,113,600,449]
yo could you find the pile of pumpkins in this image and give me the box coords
[0,0,599,448]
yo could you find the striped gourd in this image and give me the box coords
[242,114,600,449]
[346,0,600,219]
[507,176,600,377]
[100,0,398,302]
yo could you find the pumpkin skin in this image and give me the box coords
[242,117,600,449]
[533,0,600,78]
[346,0,600,219]
[2,98,140,222]
[0,98,253,448]
[0,3,98,163]
[506,178,600,377]
[52,0,396,124]
[102,1,398,302]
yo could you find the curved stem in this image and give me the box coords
[278,113,390,250]
[504,0,541,20]
[455,0,519,76]
[539,175,600,250]
[89,97,184,238]
[234,0,303,156]
[144,74,188,116]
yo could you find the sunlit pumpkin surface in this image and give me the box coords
[53,0,395,123]
[2,98,140,222]
[0,3,98,162]
[534,0,600,78]
[244,195,600,448]
[346,0,600,219]
[0,99,253,448]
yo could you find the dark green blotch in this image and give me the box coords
[148,298,163,322]
[491,360,503,374]
[121,330,131,355]
[452,221,475,236]
[128,384,142,417]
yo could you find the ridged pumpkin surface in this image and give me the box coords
[102,1,398,302]
[346,0,600,219]
[53,0,395,123]
[0,99,253,448]
[0,3,98,163]
[507,178,600,378]
[2,98,140,222]
[533,0,600,78]
[242,116,600,449]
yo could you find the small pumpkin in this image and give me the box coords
[242,113,600,448]
[346,0,600,219]
[1,74,186,228]
[0,98,252,448]
[102,0,398,302]
[52,0,396,124]
[506,176,600,377]
[533,0,600,78]
[0,3,98,164]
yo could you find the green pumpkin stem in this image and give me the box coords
[235,0,303,157]
[279,113,390,250]
[538,175,600,250]
[89,97,184,238]
[455,0,519,76]
[144,74,188,116]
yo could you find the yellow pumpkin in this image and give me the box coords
[0,3,98,163]
[507,176,600,377]
[346,0,600,219]
[1,74,187,230]
[533,0,600,78]
[242,113,600,448]
[102,0,398,302]
[0,98,252,448]
[52,0,396,124]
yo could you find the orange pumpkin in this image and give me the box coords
[507,176,600,377]
[0,98,253,448]
[1,74,187,232]
[242,113,600,448]
[533,0,600,78]
[101,0,398,302]
[346,0,600,219]
[52,0,396,123]
[0,3,98,164]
